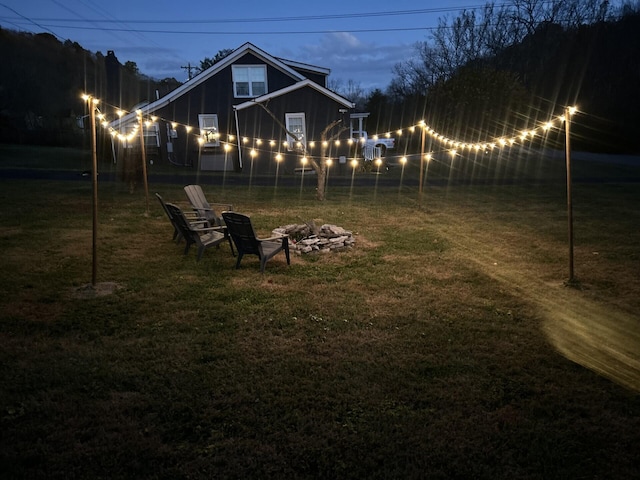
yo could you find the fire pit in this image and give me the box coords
[273,222,355,254]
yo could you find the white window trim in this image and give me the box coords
[285,112,306,151]
[143,122,160,147]
[232,65,267,98]
[198,114,220,147]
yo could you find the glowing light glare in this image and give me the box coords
[425,153,432,161]
[375,158,383,167]
[326,158,333,166]
[81,94,90,101]
[197,137,205,145]
[449,149,457,157]
[400,157,407,165]
[301,157,308,165]
[97,96,577,160]
[275,153,282,162]
[224,143,231,152]
[351,159,358,168]
[250,149,257,157]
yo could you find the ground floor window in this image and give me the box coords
[143,122,160,147]
[198,114,220,147]
[285,112,306,151]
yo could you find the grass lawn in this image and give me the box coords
[1,146,639,479]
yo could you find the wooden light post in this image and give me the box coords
[83,94,99,286]
[565,106,577,283]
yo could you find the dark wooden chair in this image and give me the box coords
[184,184,233,227]
[221,211,290,273]
[165,203,233,261]
[156,192,206,243]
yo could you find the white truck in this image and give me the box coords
[353,131,396,160]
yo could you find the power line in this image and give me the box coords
[0,22,446,35]
[1,5,512,25]
[0,2,64,40]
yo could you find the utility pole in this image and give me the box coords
[181,63,196,80]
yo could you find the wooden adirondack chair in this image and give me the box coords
[155,193,206,243]
[165,203,234,261]
[221,211,290,273]
[184,184,233,227]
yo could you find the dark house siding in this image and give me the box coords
[236,85,353,174]
[291,69,326,87]
[107,43,350,173]
[147,56,304,169]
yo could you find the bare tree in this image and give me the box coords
[391,0,620,97]
[254,102,347,201]
[329,78,368,110]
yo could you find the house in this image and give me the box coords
[107,42,356,174]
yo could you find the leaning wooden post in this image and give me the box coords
[137,111,150,215]
[565,106,575,283]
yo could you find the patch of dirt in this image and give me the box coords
[72,282,123,299]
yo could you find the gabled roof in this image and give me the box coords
[278,58,331,77]
[234,79,354,111]
[112,42,313,126]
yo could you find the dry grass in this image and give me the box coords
[1,168,639,479]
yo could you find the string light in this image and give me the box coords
[83,92,578,163]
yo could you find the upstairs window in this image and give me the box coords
[198,114,220,147]
[232,65,267,98]
[285,113,306,151]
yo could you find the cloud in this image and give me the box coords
[294,32,415,91]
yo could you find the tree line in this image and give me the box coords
[344,0,639,153]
